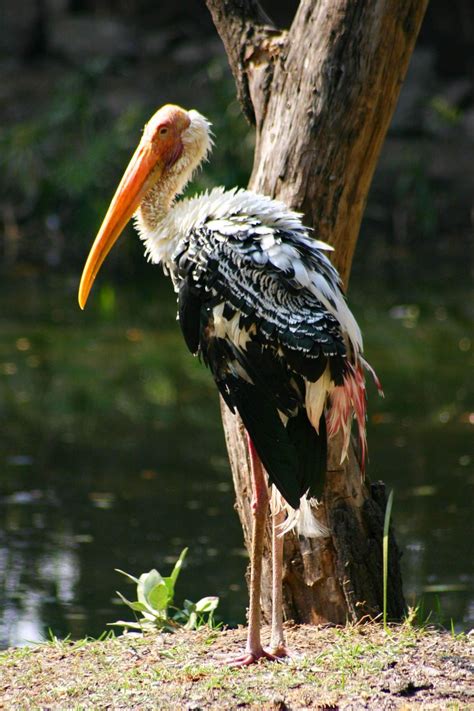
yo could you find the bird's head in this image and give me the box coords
[78,104,212,309]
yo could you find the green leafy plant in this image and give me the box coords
[110,548,219,633]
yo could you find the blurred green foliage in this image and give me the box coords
[2,68,131,201]
[394,151,437,240]
[0,59,253,268]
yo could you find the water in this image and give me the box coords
[0,245,472,648]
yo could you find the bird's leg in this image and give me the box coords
[226,435,280,667]
[266,505,289,657]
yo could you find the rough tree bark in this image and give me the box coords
[206,0,428,624]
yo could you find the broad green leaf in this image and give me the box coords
[162,576,176,603]
[184,611,197,630]
[147,582,170,613]
[170,548,188,586]
[172,610,187,623]
[108,621,144,630]
[195,596,219,613]
[137,569,164,606]
[115,591,148,612]
[114,569,139,584]
[141,610,160,621]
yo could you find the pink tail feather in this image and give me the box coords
[326,360,382,472]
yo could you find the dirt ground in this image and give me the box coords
[0,623,472,710]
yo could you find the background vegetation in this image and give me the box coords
[0,0,472,648]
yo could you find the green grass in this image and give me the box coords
[0,623,471,709]
[383,488,394,631]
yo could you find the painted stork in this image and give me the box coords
[78,104,378,666]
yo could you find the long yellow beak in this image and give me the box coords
[78,141,164,309]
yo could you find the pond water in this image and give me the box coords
[0,240,472,648]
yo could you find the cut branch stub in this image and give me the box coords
[205,0,282,124]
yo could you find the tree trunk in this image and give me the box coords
[206,0,428,624]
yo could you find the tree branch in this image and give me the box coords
[205,0,284,125]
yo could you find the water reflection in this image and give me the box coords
[0,256,472,647]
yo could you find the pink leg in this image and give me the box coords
[226,435,281,667]
[266,506,289,657]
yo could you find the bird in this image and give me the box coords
[78,104,380,666]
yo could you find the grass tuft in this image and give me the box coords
[383,488,394,632]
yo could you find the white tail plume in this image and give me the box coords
[271,488,329,538]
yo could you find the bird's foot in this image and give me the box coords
[225,646,283,667]
[264,643,289,659]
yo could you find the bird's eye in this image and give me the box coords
[158,126,169,137]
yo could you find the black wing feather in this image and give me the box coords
[178,276,202,354]
[286,411,327,499]
[231,341,303,417]
[229,378,301,509]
